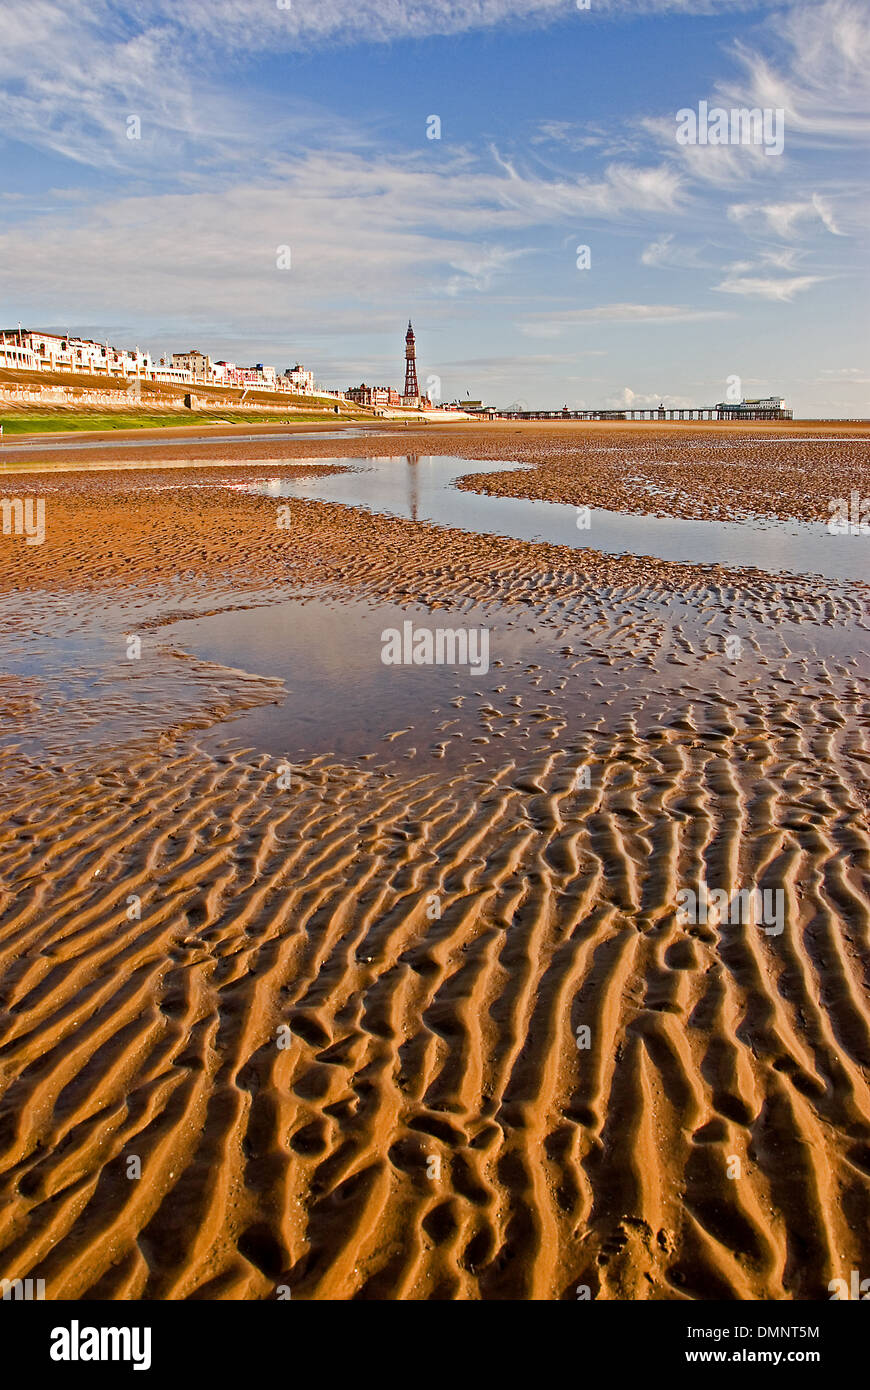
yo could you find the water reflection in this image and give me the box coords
[242,455,868,583]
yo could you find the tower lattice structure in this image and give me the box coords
[404,321,419,399]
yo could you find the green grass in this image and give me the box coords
[0,409,369,435]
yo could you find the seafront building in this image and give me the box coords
[0,328,325,398]
[714,396,789,420]
[0,320,439,413]
[345,384,402,408]
[0,328,152,378]
[284,364,316,393]
[170,350,213,383]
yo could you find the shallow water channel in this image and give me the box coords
[239,455,868,584]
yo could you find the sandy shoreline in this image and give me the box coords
[0,428,868,1300]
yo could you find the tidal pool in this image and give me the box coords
[240,455,868,584]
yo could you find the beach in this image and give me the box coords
[0,421,868,1300]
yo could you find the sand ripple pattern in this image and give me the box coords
[0,459,868,1299]
[0,691,868,1300]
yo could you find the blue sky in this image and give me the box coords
[0,0,867,414]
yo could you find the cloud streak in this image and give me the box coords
[520,304,732,336]
[728,195,845,238]
[714,274,824,301]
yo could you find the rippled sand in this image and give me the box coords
[0,441,868,1300]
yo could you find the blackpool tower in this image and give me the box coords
[403,320,419,400]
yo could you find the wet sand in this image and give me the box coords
[0,427,868,1300]
[3,417,867,523]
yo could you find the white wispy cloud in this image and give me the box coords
[640,233,712,268]
[726,248,803,273]
[530,121,640,160]
[0,1,783,171]
[639,0,869,220]
[641,233,676,267]
[728,194,845,238]
[814,367,870,392]
[520,303,732,336]
[0,148,690,339]
[490,152,685,220]
[51,1,776,53]
[713,274,824,301]
[444,247,529,296]
[720,0,870,142]
[640,115,789,190]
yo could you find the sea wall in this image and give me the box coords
[0,385,144,406]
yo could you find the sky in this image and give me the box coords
[0,0,867,415]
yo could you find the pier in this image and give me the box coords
[496,405,793,422]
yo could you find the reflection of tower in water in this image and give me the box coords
[406,455,419,523]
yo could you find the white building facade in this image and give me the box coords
[0,327,326,397]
